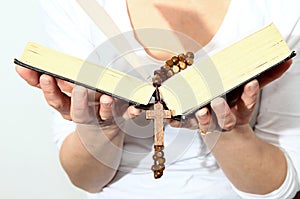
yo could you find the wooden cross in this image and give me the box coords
[146,102,172,146]
[146,101,172,178]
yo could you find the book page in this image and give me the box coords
[160,23,292,116]
[20,42,155,105]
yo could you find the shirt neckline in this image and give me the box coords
[103,0,235,64]
[125,0,235,53]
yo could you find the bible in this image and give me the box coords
[14,23,296,117]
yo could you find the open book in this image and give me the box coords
[14,23,295,117]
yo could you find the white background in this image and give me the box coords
[0,0,86,198]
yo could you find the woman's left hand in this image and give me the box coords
[166,79,259,132]
[197,79,259,134]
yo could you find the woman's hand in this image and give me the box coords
[196,79,259,134]
[167,59,292,132]
[194,62,291,194]
[196,59,292,134]
[166,79,259,131]
[70,85,141,126]
[16,66,74,120]
[60,85,142,192]
[194,79,287,194]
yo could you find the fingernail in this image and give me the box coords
[101,103,112,108]
[73,86,86,99]
[196,108,208,119]
[248,80,259,91]
[100,98,113,107]
[211,97,224,106]
[41,78,50,85]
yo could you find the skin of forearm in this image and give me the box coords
[209,124,287,194]
[59,125,125,193]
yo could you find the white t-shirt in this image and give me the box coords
[40,0,300,198]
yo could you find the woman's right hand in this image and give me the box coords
[70,85,141,126]
[15,66,142,191]
[16,66,74,120]
[15,66,141,124]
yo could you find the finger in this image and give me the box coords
[15,65,41,88]
[258,59,292,88]
[195,107,220,151]
[182,116,199,129]
[241,80,259,110]
[99,95,114,120]
[123,106,142,120]
[127,106,142,119]
[87,90,102,123]
[195,107,215,132]
[167,119,183,128]
[211,97,236,131]
[71,86,94,123]
[56,79,74,95]
[235,79,259,124]
[87,89,102,106]
[168,115,199,129]
[40,74,71,120]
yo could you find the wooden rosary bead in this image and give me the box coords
[154,170,163,179]
[160,73,168,82]
[151,163,165,172]
[178,53,186,61]
[157,164,165,171]
[166,59,173,67]
[161,65,171,73]
[154,69,162,76]
[171,56,179,65]
[186,51,194,59]
[152,154,158,161]
[152,164,165,170]
[166,69,174,78]
[160,69,167,77]
[151,165,159,171]
[186,57,194,66]
[172,65,180,74]
[157,157,166,164]
[178,61,187,70]
[155,150,164,158]
[154,145,164,151]
[152,75,162,87]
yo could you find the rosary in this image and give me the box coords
[146,52,194,179]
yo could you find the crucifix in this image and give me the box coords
[146,88,172,179]
[145,52,194,178]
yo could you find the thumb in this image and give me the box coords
[123,106,142,120]
[99,95,114,120]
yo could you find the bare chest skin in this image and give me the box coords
[126,0,231,60]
